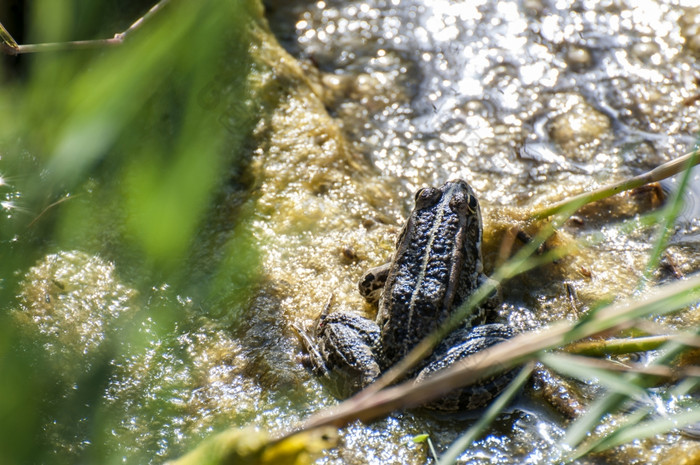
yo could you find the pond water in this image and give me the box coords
[6,0,700,463]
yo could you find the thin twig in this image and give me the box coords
[531,150,700,220]
[0,21,19,54]
[11,38,124,54]
[26,194,80,228]
[113,0,171,41]
[0,0,171,55]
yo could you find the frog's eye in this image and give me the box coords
[414,187,431,201]
[414,187,441,208]
[467,194,478,213]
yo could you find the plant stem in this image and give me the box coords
[0,0,171,55]
[530,150,700,220]
[564,335,673,356]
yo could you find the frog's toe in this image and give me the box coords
[292,322,331,377]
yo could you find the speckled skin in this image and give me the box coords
[301,180,514,409]
[376,180,491,370]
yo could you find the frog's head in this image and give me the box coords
[440,179,483,265]
[412,179,487,311]
[395,178,484,281]
[411,179,483,247]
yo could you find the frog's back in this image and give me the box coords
[377,180,485,369]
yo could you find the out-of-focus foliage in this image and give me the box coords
[164,427,337,465]
[0,1,265,463]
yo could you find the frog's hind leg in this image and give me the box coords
[314,311,383,397]
[415,323,517,411]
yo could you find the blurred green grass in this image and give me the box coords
[0,1,264,463]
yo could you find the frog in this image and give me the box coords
[295,179,518,411]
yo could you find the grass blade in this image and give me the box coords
[563,328,700,458]
[638,150,698,290]
[590,404,700,453]
[437,364,534,465]
[531,150,700,219]
[539,353,647,398]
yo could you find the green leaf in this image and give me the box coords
[0,21,19,51]
[411,434,430,444]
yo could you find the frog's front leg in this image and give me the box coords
[358,262,391,305]
[414,323,516,411]
[297,308,383,398]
